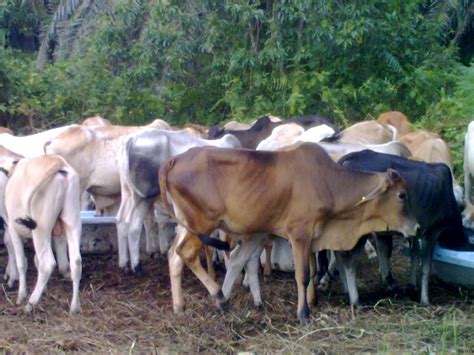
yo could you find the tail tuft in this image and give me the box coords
[198,234,230,250]
[15,217,37,230]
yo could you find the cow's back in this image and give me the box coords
[163,143,348,235]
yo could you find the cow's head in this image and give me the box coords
[357,169,418,238]
[208,125,225,139]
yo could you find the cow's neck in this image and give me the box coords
[328,167,385,213]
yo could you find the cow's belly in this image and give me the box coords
[88,174,120,196]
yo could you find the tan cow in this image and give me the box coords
[376,111,412,136]
[0,127,13,135]
[340,120,398,145]
[159,143,417,323]
[399,130,463,204]
[5,154,82,313]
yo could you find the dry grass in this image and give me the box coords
[0,240,472,353]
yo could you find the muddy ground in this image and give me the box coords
[0,240,472,353]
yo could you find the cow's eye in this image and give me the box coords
[398,192,406,200]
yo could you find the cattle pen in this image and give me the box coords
[0,239,472,353]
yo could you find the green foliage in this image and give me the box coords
[0,0,471,129]
[419,64,474,180]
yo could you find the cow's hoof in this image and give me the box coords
[24,303,33,313]
[132,263,146,277]
[69,305,81,315]
[147,252,158,259]
[298,306,310,325]
[405,285,418,301]
[215,291,229,311]
[59,270,72,280]
[173,305,185,314]
[7,279,17,289]
[120,263,131,275]
[420,298,430,307]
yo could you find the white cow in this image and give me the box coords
[117,129,242,273]
[463,121,474,227]
[0,126,73,158]
[0,126,77,284]
[339,120,398,145]
[256,123,336,151]
[5,154,82,313]
[0,147,23,287]
[81,115,112,127]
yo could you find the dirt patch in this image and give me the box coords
[0,240,472,352]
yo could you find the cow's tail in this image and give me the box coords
[158,158,230,251]
[16,161,65,231]
[43,140,52,154]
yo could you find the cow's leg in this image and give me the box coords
[205,245,216,281]
[154,206,174,254]
[144,208,159,257]
[364,238,377,260]
[63,223,82,314]
[221,234,265,305]
[419,235,436,306]
[335,250,359,307]
[168,226,185,313]
[53,236,70,279]
[307,253,318,306]
[116,193,132,270]
[176,231,226,309]
[9,228,27,305]
[462,148,474,226]
[318,250,337,291]
[408,237,420,294]
[263,238,273,276]
[244,247,264,307]
[289,234,312,324]
[26,230,56,312]
[375,234,395,291]
[4,231,19,288]
[127,198,152,274]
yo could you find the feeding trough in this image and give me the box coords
[432,232,474,289]
[80,210,117,254]
[79,210,149,254]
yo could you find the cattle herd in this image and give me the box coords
[0,111,472,325]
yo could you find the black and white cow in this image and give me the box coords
[208,115,339,149]
[335,150,469,306]
[116,129,242,273]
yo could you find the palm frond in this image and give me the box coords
[36,0,96,69]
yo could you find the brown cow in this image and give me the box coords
[159,143,417,323]
[376,111,412,136]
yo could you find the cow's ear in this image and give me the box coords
[387,168,401,182]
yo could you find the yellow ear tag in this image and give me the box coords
[1,165,10,177]
[355,195,366,207]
